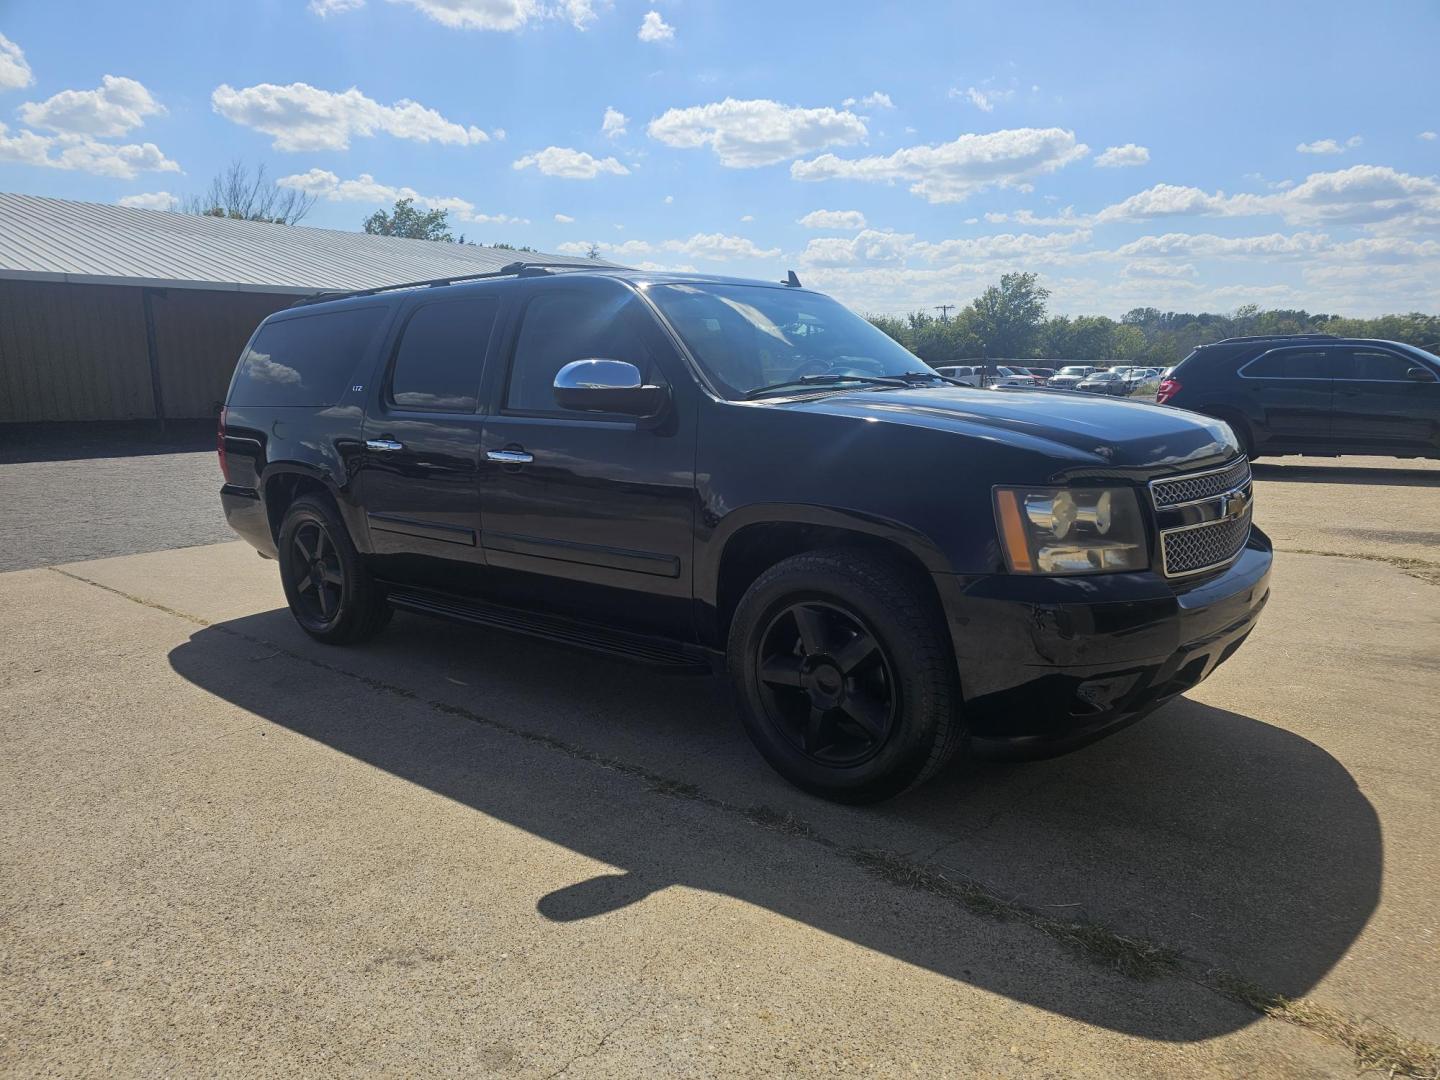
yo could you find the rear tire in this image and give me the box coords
[277,494,391,645]
[727,549,962,803]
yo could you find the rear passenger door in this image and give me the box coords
[1237,347,1334,444]
[356,294,500,585]
[1329,346,1440,452]
[476,279,698,638]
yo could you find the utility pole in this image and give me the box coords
[933,303,955,323]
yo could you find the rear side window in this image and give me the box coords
[505,287,659,414]
[1242,348,1330,379]
[231,307,385,407]
[388,297,499,412]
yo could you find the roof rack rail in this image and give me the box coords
[1208,332,1339,345]
[288,259,605,308]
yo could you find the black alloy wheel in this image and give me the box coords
[288,519,345,628]
[755,600,898,766]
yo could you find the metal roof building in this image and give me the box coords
[0,192,601,424]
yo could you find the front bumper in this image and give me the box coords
[932,526,1273,754]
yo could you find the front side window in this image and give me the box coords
[389,297,498,412]
[506,287,658,414]
[647,283,933,398]
[1243,348,1331,379]
[1339,349,1421,382]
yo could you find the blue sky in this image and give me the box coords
[2,0,1438,316]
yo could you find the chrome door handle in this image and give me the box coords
[486,449,534,464]
[365,438,405,452]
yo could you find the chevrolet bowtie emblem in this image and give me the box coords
[1219,489,1249,519]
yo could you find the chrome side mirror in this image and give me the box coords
[553,359,667,416]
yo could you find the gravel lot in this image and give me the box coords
[0,425,232,572]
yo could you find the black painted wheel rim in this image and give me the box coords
[289,520,344,626]
[755,600,898,767]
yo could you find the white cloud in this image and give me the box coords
[791,127,1089,204]
[663,194,674,204]
[117,191,178,211]
[0,122,180,178]
[277,168,528,223]
[212,82,494,151]
[1114,231,1330,259]
[512,146,629,178]
[553,212,574,223]
[18,75,164,138]
[1297,138,1345,154]
[0,32,33,91]
[554,0,597,29]
[309,0,365,14]
[1122,261,1197,280]
[951,86,1012,112]
[1419,131,1437,141]
[1094,143,1149,168]
[601,106,627,138]
[797,208,867,230]
[637,10,674,42]
[1097,166,1440,230]
[739,213,753,222]
[648,97,868,168]
[842,91,894,110]
[390,0,540,31]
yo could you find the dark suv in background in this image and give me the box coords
[1157,334,1440,459]
[220,264,1270,802]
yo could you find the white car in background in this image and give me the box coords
[1046,365,1096,389]
[933,364,983,387]
[989,365,1043,388]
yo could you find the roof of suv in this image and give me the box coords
[1176,334,1427,372]
[283,264,813,316]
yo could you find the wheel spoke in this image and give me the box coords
[804,706,830,753]
[323,565,343,586]
[791,605,828,656]
[293,534,314,562]
[317,582,332,618]
[840,692,888,742]
[295,572,314,594]
[831,630,878,675]
[314,529,328,560]
[759,655,804,688]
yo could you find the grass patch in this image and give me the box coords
[1280,547,1440,587]
[1208,972,1440,1079]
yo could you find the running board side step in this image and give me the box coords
[383,586,715,673]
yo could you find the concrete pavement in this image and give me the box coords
[2,455,1437,1076]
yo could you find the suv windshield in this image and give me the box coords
[647,283,936,398]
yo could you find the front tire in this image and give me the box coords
[277,494,391,644]
[727,549,962,803]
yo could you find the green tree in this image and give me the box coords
[966,272,1050,357]
[362,198,454,241]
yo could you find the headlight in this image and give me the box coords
[993,486,1149,574]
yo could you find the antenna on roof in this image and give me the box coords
[784,270,802,287]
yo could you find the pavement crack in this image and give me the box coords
[1275,547,1440,586]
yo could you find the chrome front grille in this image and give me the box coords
[1161,508,1254,576]
[1150,458,1252,508]
[1150,457,1253,577]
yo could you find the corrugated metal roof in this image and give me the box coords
[0,192,610,295]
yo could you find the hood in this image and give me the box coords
[774,385,1237,471]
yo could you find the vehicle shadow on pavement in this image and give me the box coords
[1252,461,1440,486]
[168,609,1381,1043]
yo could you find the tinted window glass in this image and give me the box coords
[1341,349,1419,381]
[506,288,658,413]
[1243,349,1330,379]
[231,307,385,407]
[389,297,498,412]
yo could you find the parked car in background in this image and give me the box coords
[1158,333,1440,459]
[218,263,1270,801]
[1047,365,1096,389]
[1020,367,1055,384]
[1077,370,1130,396]
[990,365,1042,388]
[934,364,983,387]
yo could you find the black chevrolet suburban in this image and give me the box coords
[1157,333,1440,459]
[219,264,1271,802]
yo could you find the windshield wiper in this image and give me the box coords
[896,370,968,387]
[743,373,909,399]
